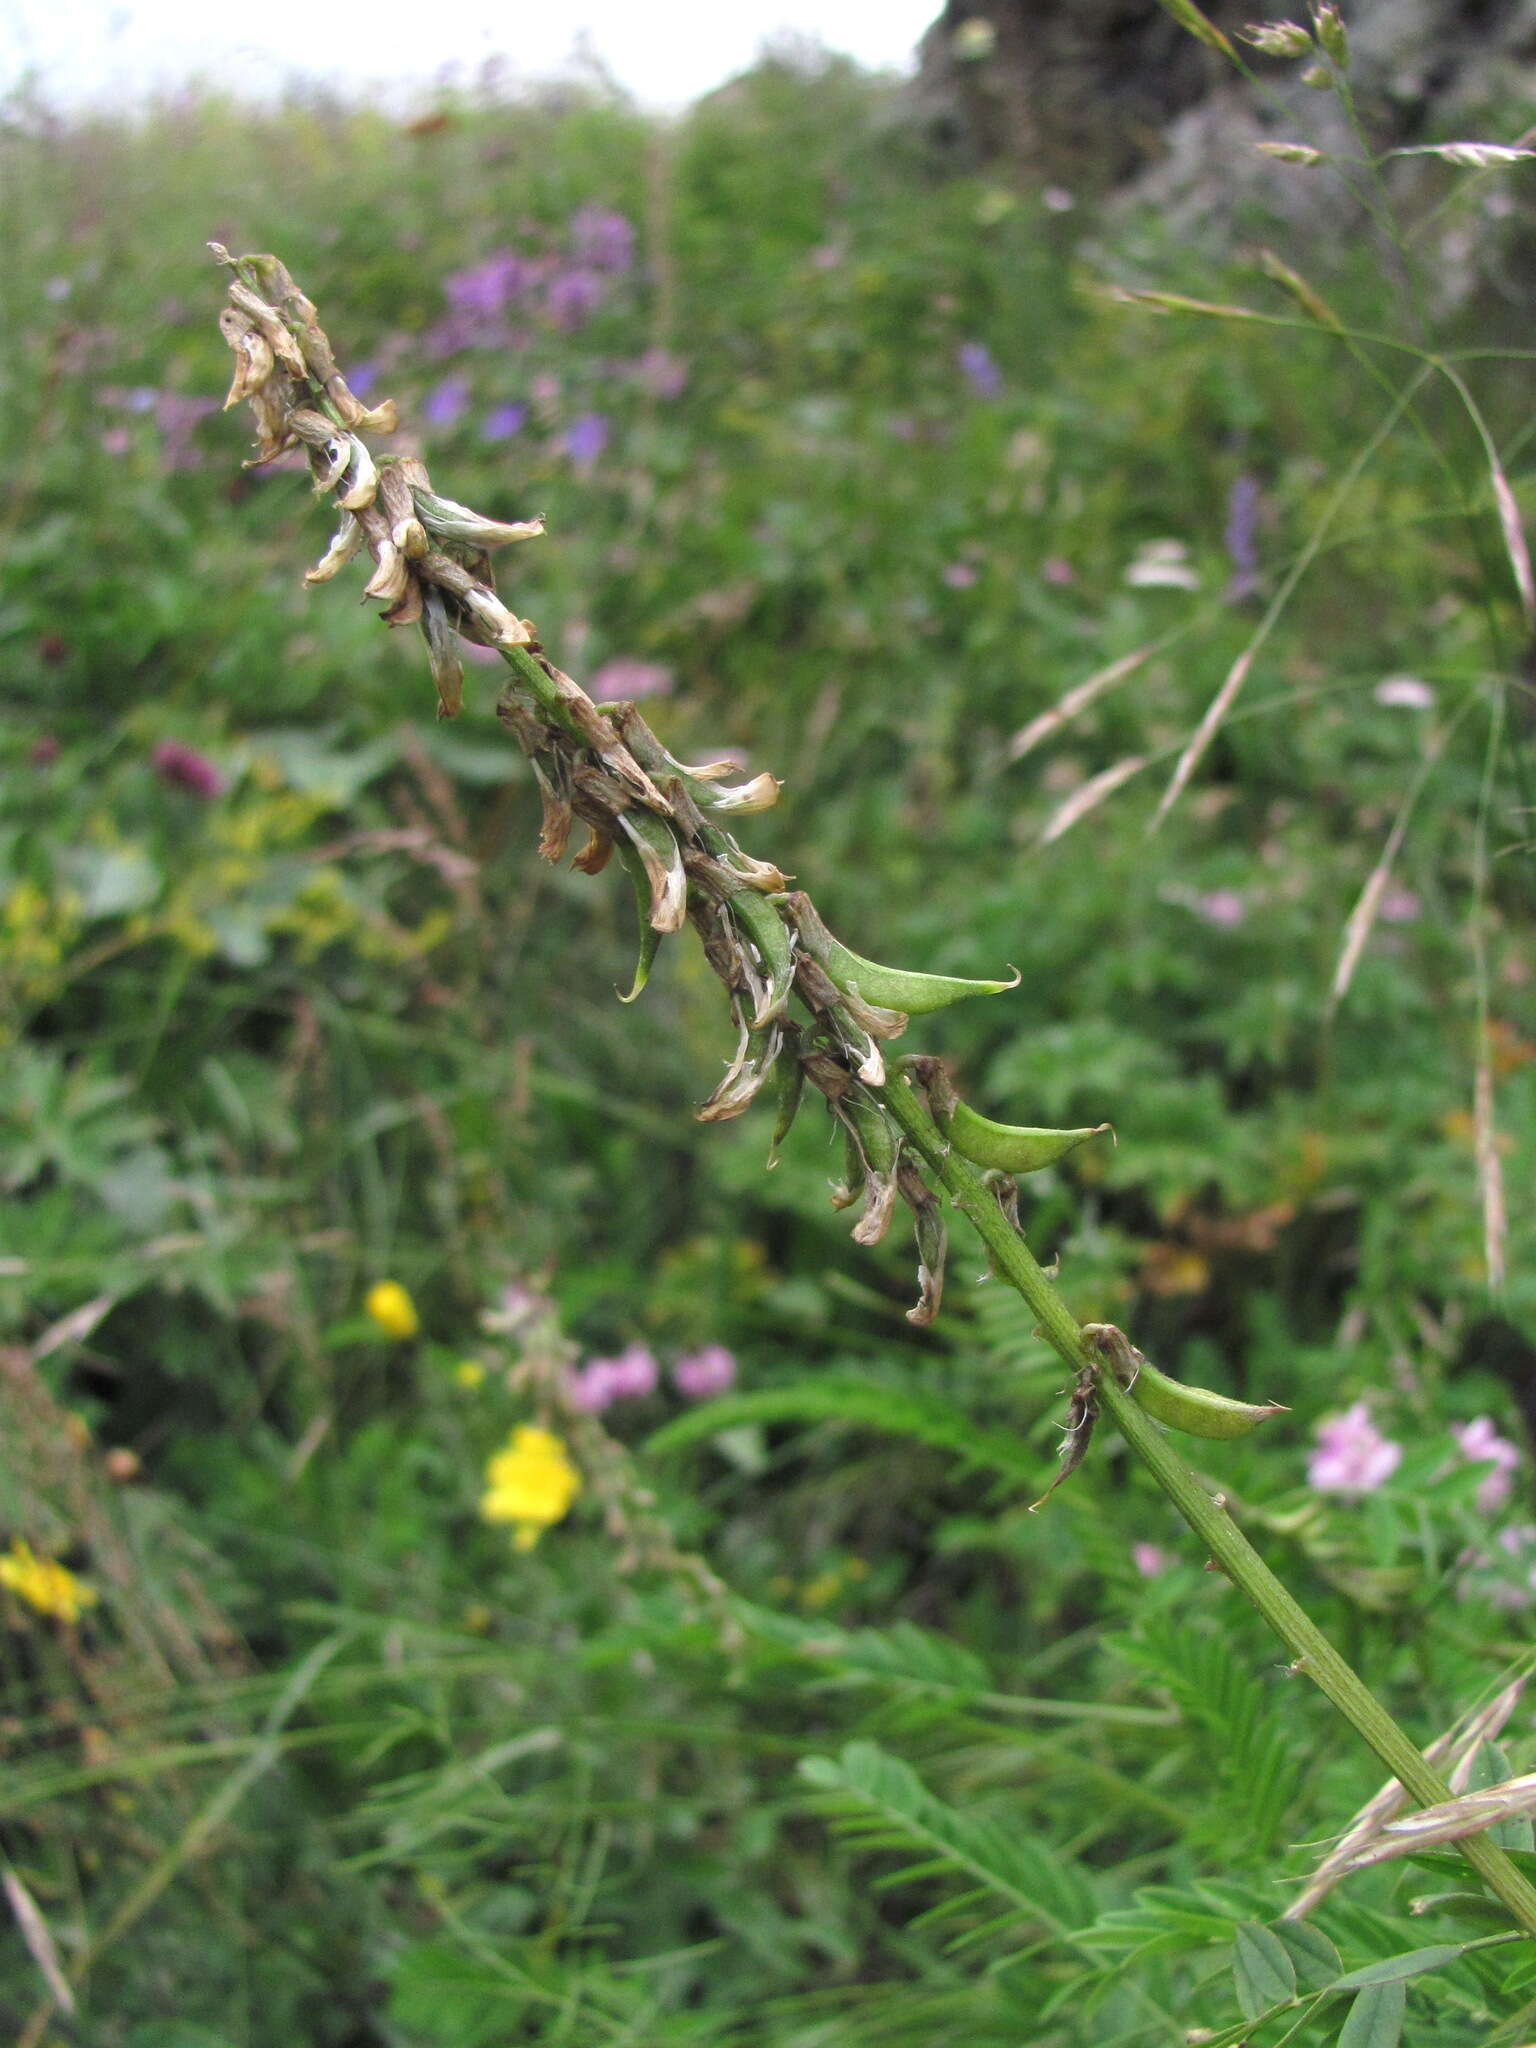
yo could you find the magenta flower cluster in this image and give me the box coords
[151,739,225,799]
[566,1342,736,1413]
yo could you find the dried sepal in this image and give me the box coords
[305,511,363,584]
[412,488,546,551]
[901,1163,947,1327]
[699,1015,785,1123]
[698,772,783,814]
[224,278,309,379]
[572,826,615,876]
[618,810,688,933]
[532,760,574,862]
[420,584,465,720]
[381,574,424,628]
[377,462,430,558]
[337,438,379,511]
[218,308,277,408]
[364,541,410,606]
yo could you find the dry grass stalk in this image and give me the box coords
[1474,1042,1508,1291]
[1152,650,1253,831]
[1008,646,1153,761]
[1285,1675,1526,1917]
[1040,755,1146,844]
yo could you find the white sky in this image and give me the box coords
[4,0,937,111]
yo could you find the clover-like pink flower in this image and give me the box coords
[1454,1416,1521,1514]
[1308,1401,1402,1496]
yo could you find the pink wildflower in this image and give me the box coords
[1378,887,1420,925]
[1132,1543,1170,1577]
[942,562,980,589]
[604,1342,659,1400]
[1454,1416,1521,1514]
[567,1360,618,1413]
[673,1345,737,1399]
[1308,1401,1402,1497]
[1193,889,1246,929]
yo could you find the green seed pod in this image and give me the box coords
[1124,1357,1287,1440]
[728,887,796,1027]
[941,1102,1112,1174]
[615,839,663,1003]
[1083,1324,1285,1441]
[767,1046,805,1167]
[782,893,1017,1017]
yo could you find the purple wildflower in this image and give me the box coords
[1223,473,1261,598]
[152,739,225,800]
[422,376,471,429]
[1132,1543,1170,1577]
[1454,1416,1522,1514]
[588,658,673,704]
[943,562,980,589]
[445,250,530,320]
[673,1345,737,1399]
[347,361,378,399]
[545,267,606,330]
[562,413,609,468]
[1308,1401,1402,1497]
[101,426,131,457]
[481,402,527,443]
[568,204,635,274]
[957,341,1003,398]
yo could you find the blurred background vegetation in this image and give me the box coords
[1,25,1535,2042]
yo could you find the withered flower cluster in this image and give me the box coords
[212,247,1101,1329]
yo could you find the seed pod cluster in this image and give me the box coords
[211,249,1284,1411]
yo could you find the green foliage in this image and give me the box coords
[0,37,1534,2048]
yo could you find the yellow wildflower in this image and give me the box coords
[0,1540,98,1625]
[453,1360,486,1390]
[481,1426,580,1551]
[364,1280,419,1340]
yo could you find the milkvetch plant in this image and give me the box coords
[210,231,1536,1970]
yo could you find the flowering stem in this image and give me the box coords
[880,1071,1536,1940]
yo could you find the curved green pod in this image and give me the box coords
[941,1102,1111,1174]
[781,893,1017,1017]
[615,840,662,1004]
[1123,1357,1286,1441]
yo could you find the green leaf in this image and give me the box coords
[1330,1942,1467,1990]
[799,1740,1095,1934]
[1469,1740,1536,1852]
[1233,1922,1296,2017]
[1336,1979,1406,2048]
[648,1376,1041,1486]
[1272,1916,1342,1989]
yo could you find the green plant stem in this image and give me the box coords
[880,1070,1536,1939]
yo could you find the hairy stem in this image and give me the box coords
[880,1069,1536,1939]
